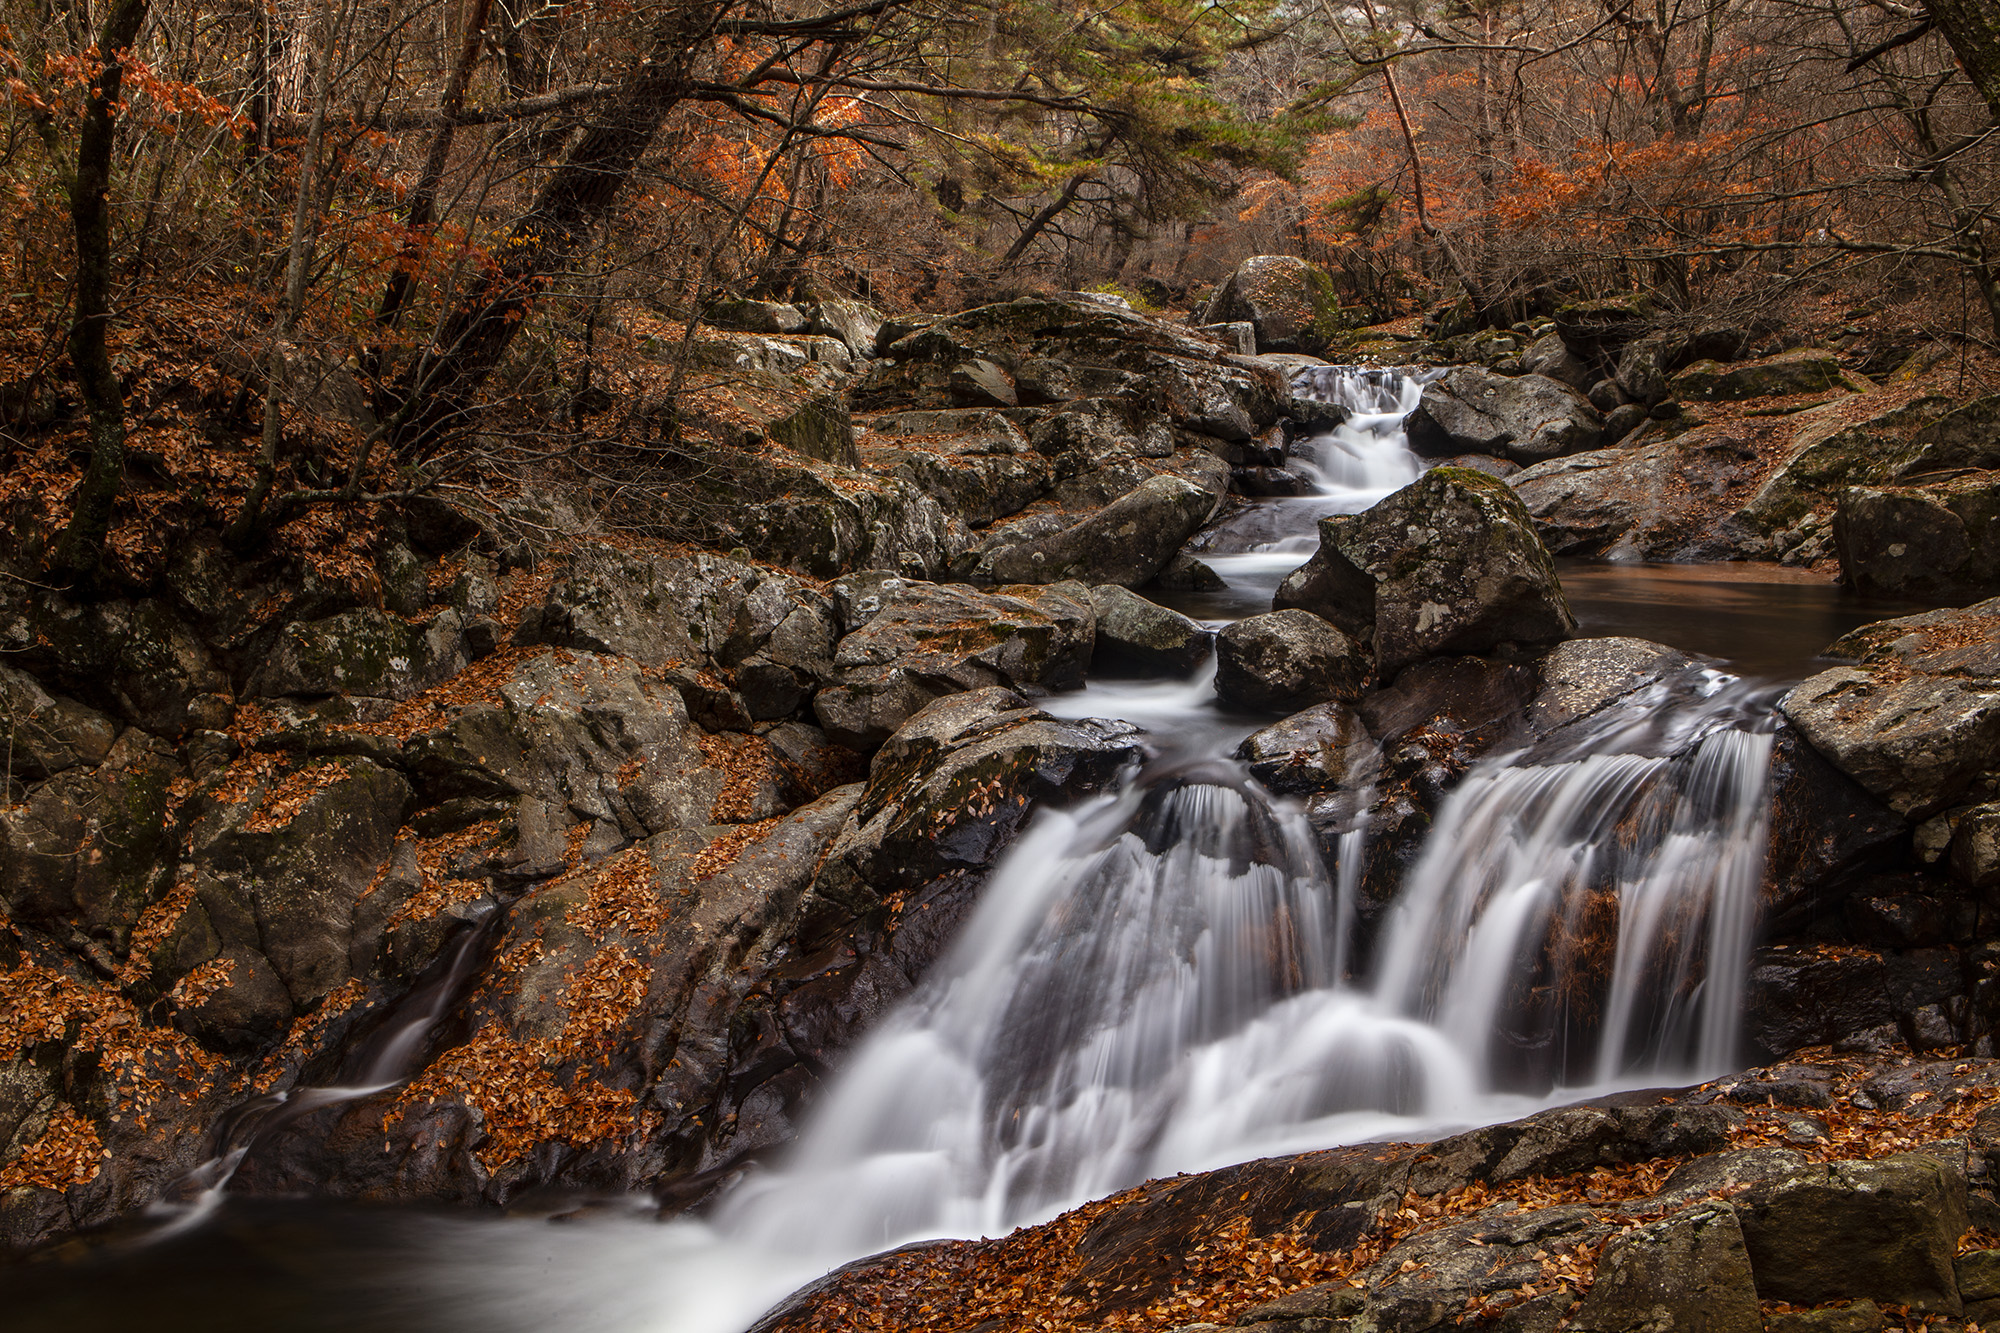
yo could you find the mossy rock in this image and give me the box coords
[1670,348,1846,401]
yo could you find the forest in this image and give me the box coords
[9,0,2000,1331]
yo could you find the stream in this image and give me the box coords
[2,367,1934,1333]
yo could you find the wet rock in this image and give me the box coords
[1236,702,1376,796]
[1567,1201,1761,1333]
[1405,367,1605,464]
[1199,256,1342,356]
[813,580,1095,751]
[1670,348,1846,401]
[1158,552,1226,591]
[1277,468,1575,678]
[1088,585,1212,677]
[1835,472,2000,601]
[978,474,1220,587]
[1780,599,2000,819]
[1733,1153,1968,1312]
[1744,947,1896,1057]
[1355,1203,1611,1333]
[1215,611,1371,713]
[1762,725,1906,933]
[809,688,1146,920]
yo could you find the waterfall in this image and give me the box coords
[701,364,1780,1275]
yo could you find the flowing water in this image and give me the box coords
[1,367,1896,1332]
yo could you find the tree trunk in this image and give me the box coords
[1925,0,2000,119]
[49,0,151,585]
[389,4,722,457]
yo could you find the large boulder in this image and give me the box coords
[1276,467,1576,678]
[813,579,1095,750]
[1780,599,2000,819]
[1735,388,1993,561]
[1405,366,1605,464]
[1087,585,1213,676]
[1670,347,1848,402]
[1235,700,1376,795]
[974,474,1220,587]
[1567,1202,1762,1333]
[1198,255,1343,356]
[1734,1153,1968,1312]
[1834,472,2000,601]
[858,409,1054,529]
[1214,610,1370,713]
[1510,424,1768,561]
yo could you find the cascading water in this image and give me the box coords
[643,366,1783,1328]
[28,367,1790,1333]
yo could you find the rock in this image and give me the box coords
[1780,599,2000,818]
[1670,348,1846,401]
[0,664,117,785]
[809,688,1146,919]
[766,385,860,466]
[1511,424,1765,561]
[1745,950,1896,1057]
[1552,294,1655,364]
[1951,804,2000,890]
[1,729,180,938]
[707,297,809,334]
[860,409,1054,529]
[1197,321,1256,355]
[0,591,228,739]
[1158,553,1226,591]
[807,299,885,359]
[1523,332,1594,391]
[1214,611,1370,713]
[1835,472,2000,600]
[813,580,1095,750]
[1405,367,1605,464]
[1736,391,1964,540]
[1200,256,1342,355]
[1088,585,1213,676]
[190,755,412,1007]
[977,474,1220,587]
[710,456,966,579]
[1601,401,1650,442]
[1762,726,1906,934]
[249,607,464,702]
[1612,341,1671,405]
[1567,1201,1761,1333]
[1276,468,1575,679]
[1766,1301,1884,1333]
[1235,701,1376,796]
[171,945,295,1053]
[1734,1153,1968,1312]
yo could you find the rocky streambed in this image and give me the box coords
[5,278,2000,1333]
